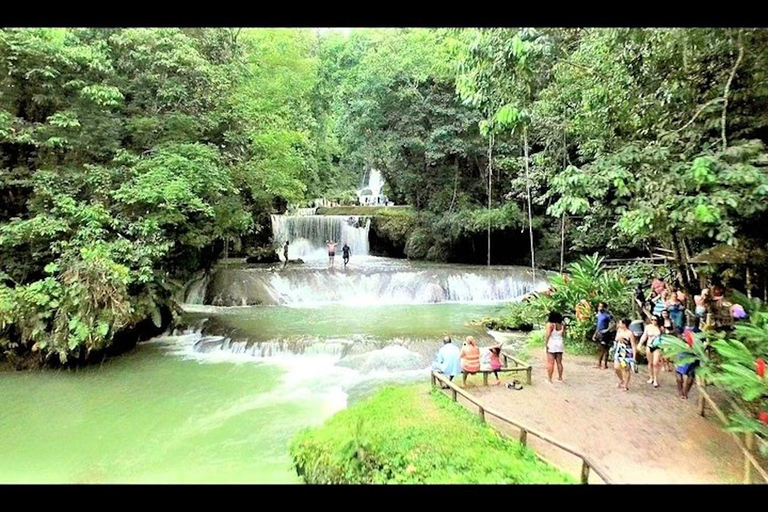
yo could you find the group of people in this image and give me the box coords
[591,274,749,397]
[324,240,351,268]
[432,336,516,388]
[280,240,352,269]
[433,273,746,400]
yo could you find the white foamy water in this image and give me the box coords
[271,214,371,262]
[146,331,431,423]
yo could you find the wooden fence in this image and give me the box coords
[698,384,768,484]
[430,371,612,484]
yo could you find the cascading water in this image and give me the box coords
[183,264,548,307]
[270,214,370,261]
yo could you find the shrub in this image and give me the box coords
[664,297,768,455]
[527,254,635,347]
[481,302,537,331]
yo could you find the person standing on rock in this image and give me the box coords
[326,240,337,268]
[282,240,289,269]
[342,243,351,268]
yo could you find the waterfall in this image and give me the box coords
[183,264,549,306]
[357,169,388,205]
[271,214,370,261]
[189,333,430,373]
[182,273,210,305]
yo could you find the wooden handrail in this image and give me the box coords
[431,371,612,484]
[501,350,533,385]
[698,385,768,483]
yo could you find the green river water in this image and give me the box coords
[1,302,512,483]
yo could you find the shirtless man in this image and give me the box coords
[326,240,337,268]
[282,240,289,268]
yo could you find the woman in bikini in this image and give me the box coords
[543,311,566,383]
[613,318,638,391]
[639,314,663,388]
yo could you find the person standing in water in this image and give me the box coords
[326,240,337,268]
[282,240,289,269]
[342,243,351,268]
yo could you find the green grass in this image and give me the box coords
[290,384,574,484]
[525,330,598,358]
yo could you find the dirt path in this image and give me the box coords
[447,347,743,483]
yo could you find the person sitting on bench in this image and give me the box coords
[432,336,461,387]
[460,336,480,386]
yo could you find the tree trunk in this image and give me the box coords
[487,133,493,267]
[449,158,459,214]
[560,214,566,274]
[669,231,693,298]
[721,31,745,152]
[524,127,535,283]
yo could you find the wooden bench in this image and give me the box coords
[461,351,533,386]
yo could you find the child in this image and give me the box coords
[489,345,503,385]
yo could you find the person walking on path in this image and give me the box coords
[613,318,639,391]
[639,314,664,388]
[593,302,614,369]
[544,311,566,383]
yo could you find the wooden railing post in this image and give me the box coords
[581,460,590,484]
[452,388,457,402]
[698,393,706,417]
[519,429,528,446]
[526,366,532,385]
[744,432,755,484]
[430,372,436,388]
[478,406,485,423]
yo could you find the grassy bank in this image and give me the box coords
[290,384,574,484]
[523,330,598,358]
[315,205,414,215]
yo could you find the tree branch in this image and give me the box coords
[721,31,745,151]
[659,98,725,139]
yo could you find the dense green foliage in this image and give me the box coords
[478,301,537,332]
[0,28,351,365]
[290,384,573,483]
[664,296,768,451]
[4,27,768,373]
[320,28,768,279]
[483,255,637,353]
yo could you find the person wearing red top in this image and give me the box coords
[460,336,481,387]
